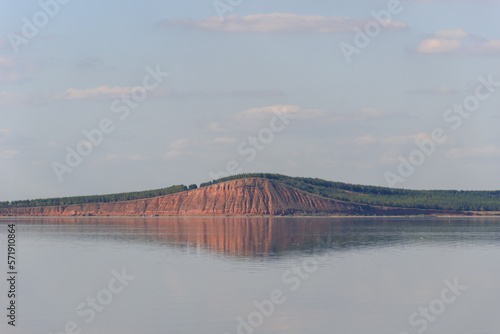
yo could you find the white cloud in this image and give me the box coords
[417,29,500,55]
[417,38,461,54]
[161,14,407,33]
[244,105,300,115]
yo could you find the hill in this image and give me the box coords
[0,176,496,217]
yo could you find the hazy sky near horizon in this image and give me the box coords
[1,0,500,201]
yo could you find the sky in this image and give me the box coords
[0,0,499,201]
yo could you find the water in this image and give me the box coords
[1,217,499,334]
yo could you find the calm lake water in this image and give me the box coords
[1,217,499,334]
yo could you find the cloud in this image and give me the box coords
[0,92,20,106]
[417,38,461,54]
[417,29,500,55]
[0,128,12,137]
[242,105,300,114]
[347,134,412,147]
[0,92,49,106]
[215,105,404,133]
[445,146,500,159]
[206,122,225,133]
[407,86,461,94]
[329,108,399,123]
[164,138,199,160]
[160,14,407,33]
[0,57,20,83]
[158,88,285,99]
[475,40,500,54]
[310,132,447,172]
[187,89,284,98]
[0,86,284,105]
[434,29,468,39]
[0,130,25,159]
[169,138,191,150]
[357,108,392,119]
[204,105,308,135]
[61,86,134,100]
[164,150,181,160]
[243,105,328,120]
[73,57,119,73]
[352,135,378,146]
[1,149,20,158]
[0,128,13,145]
[103,154,144,162]
[228,104,326,125]
[0,39,9,51]
[74,56,106,70]
[0,58,13,66]
[346,132,452,148]
[55,86,284,101]
[206,105,401,137]
[208,137,238,145]
[164,104,322,160]
[166,136,238,159]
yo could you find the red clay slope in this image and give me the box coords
[0,178,461,216]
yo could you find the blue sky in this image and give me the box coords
[1,0,499,201]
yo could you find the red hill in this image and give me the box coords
[0,178,465,216]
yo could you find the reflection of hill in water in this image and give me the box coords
[11,217,500,257]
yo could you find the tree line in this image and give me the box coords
[0,185,188,208]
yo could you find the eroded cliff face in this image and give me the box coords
[0,178,454,216]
